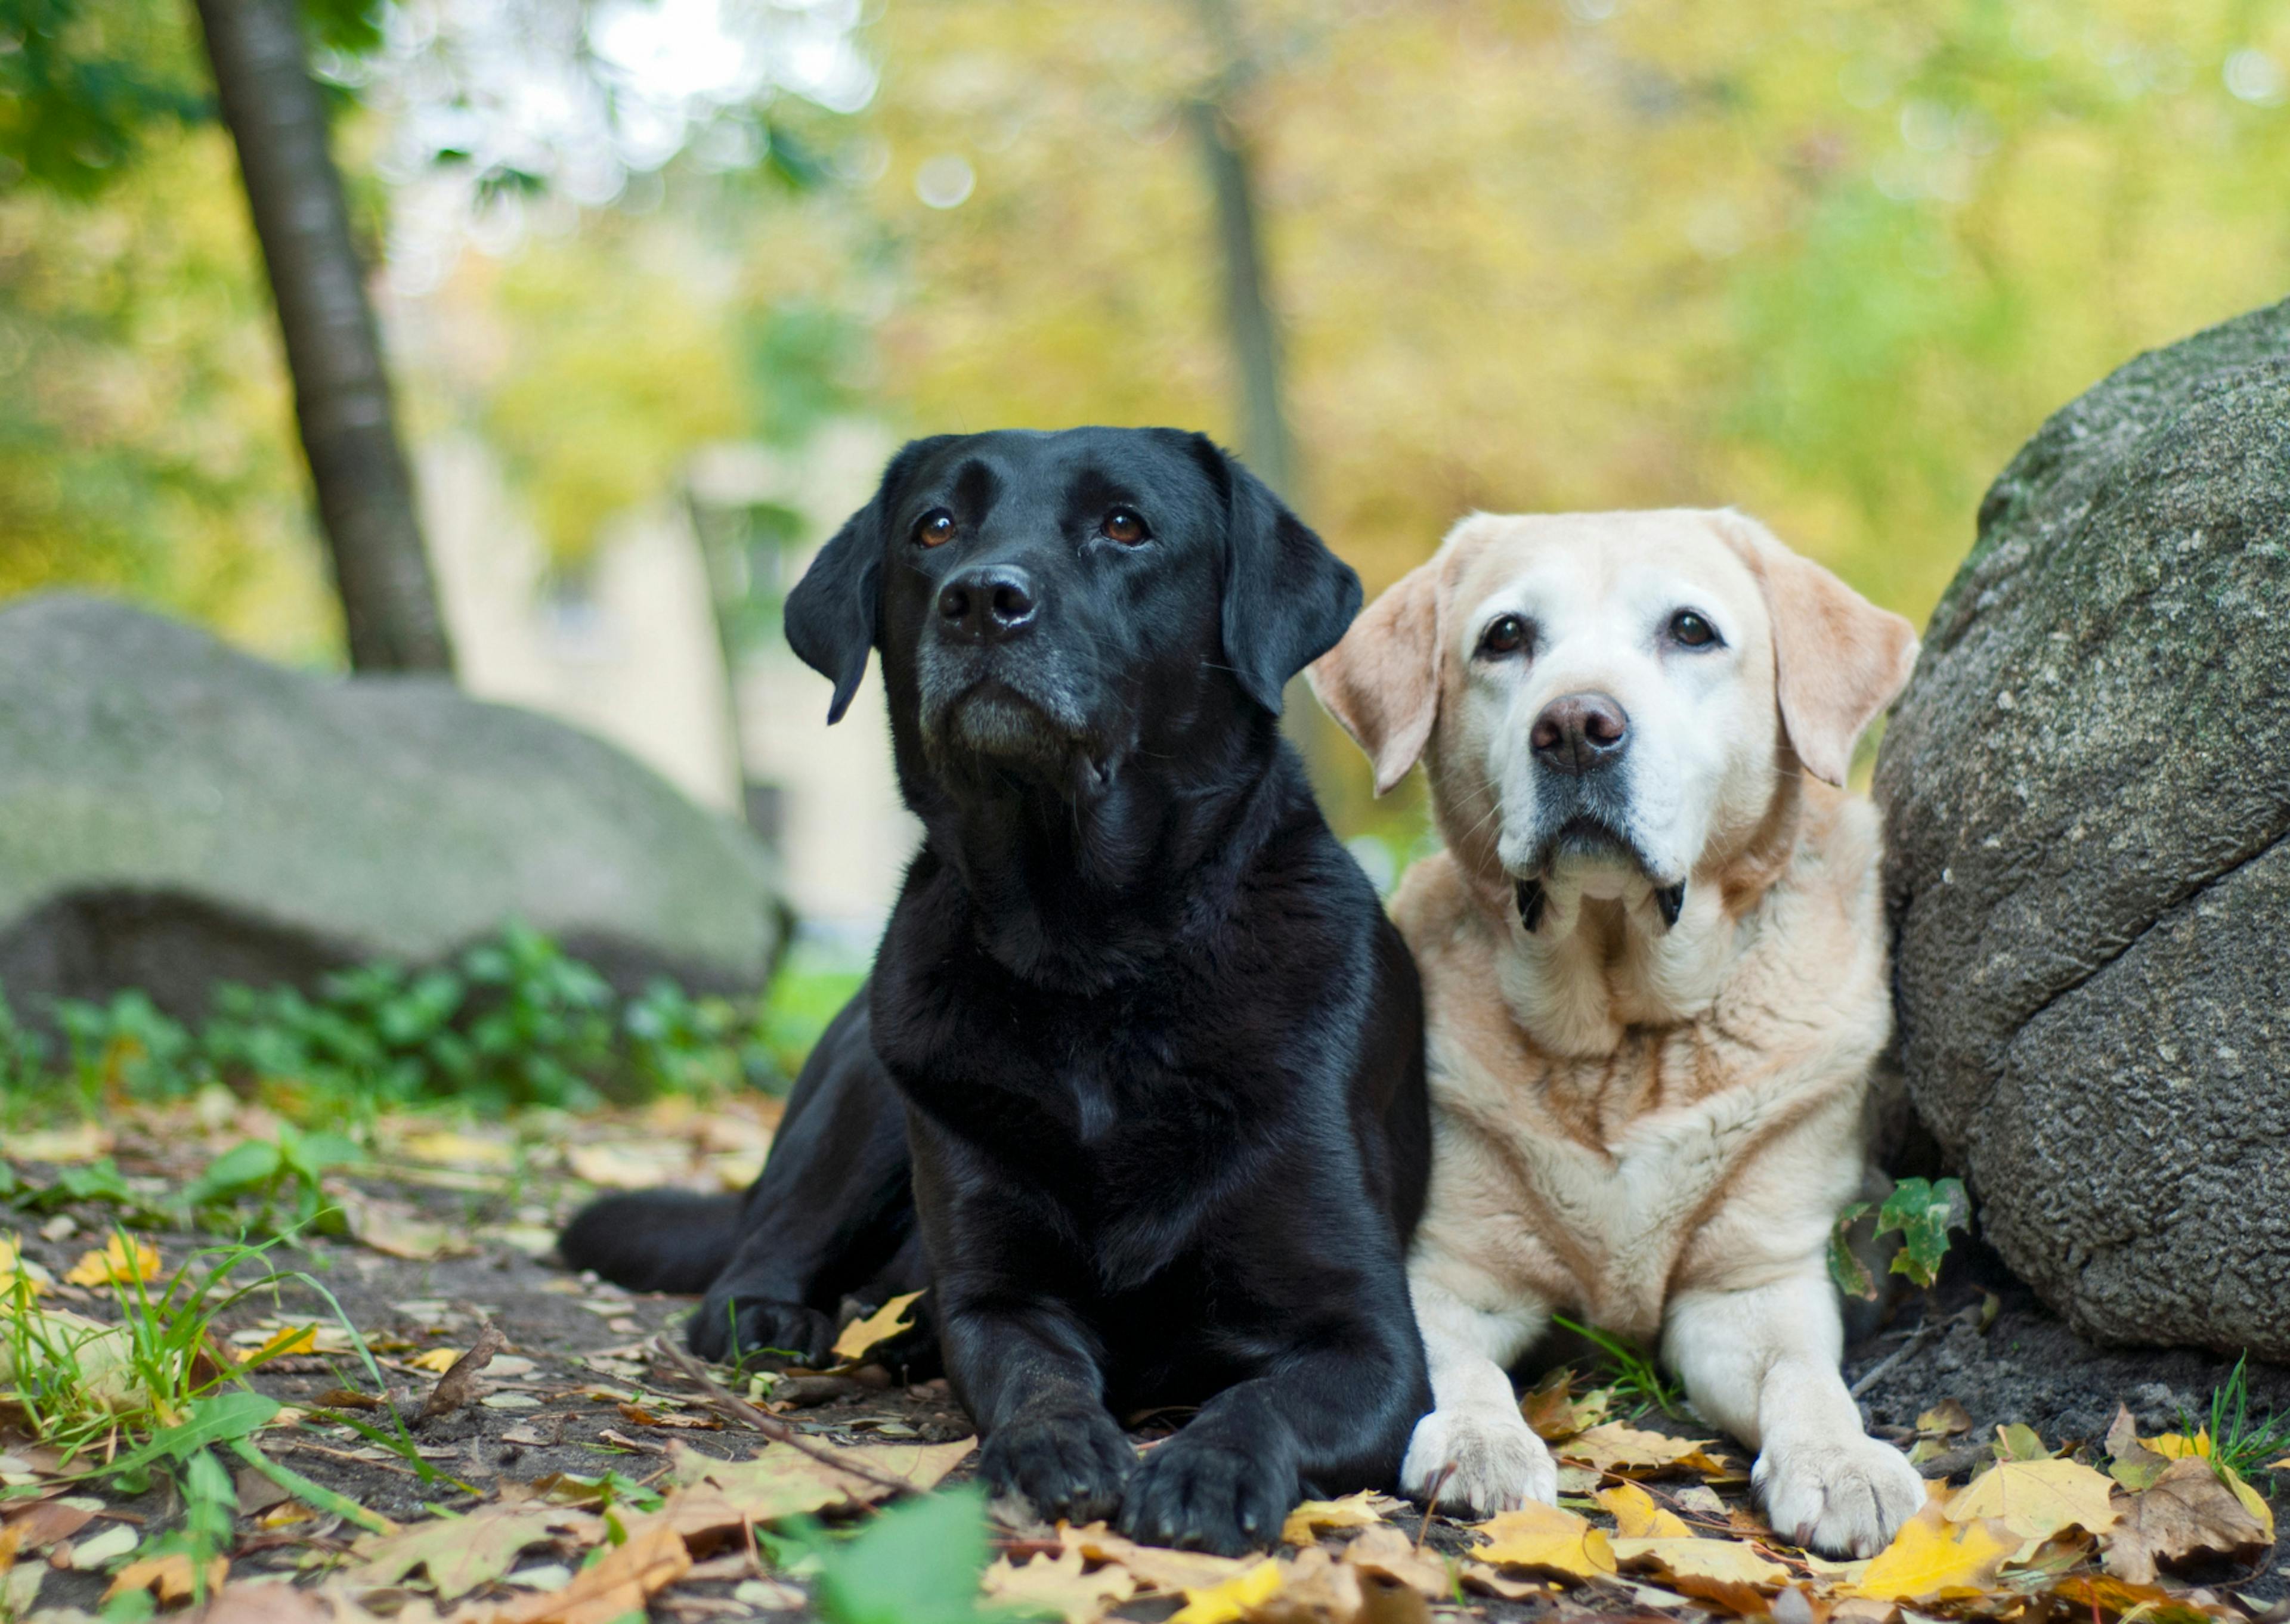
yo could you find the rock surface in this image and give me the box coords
[1875,299,2290,1359]
[0,594,785,1019]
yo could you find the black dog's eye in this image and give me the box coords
[1100,508,1149,545]
[1477,614,1530,659]
[1668,609,1720,649]
[915,510,957,548]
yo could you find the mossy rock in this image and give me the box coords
[0,594,784,1021]
[1876,298,2290,1358]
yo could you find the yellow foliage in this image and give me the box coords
[1169,1557,1285,1624]
[1595,1481,1692,1538]
[1845,1502,2016,1602]
[64,1235,161,1288]
[1944,1458,2121,1541]
[831,1290,924,1363]
[1468,1502,1619,1580]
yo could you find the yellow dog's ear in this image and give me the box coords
[1710,511,1921,787]
[1309,557,1443,796]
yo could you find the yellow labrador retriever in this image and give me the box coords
[1311,509,1923,1557]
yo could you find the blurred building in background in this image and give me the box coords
[420,419,915,947]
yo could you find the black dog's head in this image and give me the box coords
[784,428,1360,801]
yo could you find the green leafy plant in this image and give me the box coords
[1548,1314,1682,1419]
[183,1124,363,1234]
[4,923,781,1124]
[2179,1355,2290,1484]
[1830,1176,1972,1300]
[799,1488,1001,1624]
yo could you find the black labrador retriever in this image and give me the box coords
[562,427,1429,1554]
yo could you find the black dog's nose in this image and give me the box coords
[1531,692,1629,774]
[937,566,1038,642]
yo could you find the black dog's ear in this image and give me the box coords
[783,502,881,725]
[784,437,955,724]
[1199,438,1363,715]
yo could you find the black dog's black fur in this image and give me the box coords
[562,428,1430,1554]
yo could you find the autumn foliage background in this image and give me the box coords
[6,0,2290,835]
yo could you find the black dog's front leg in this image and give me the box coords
[911,1136,1135,1523]
[949,1296,1136,1524]
[1116,1313,1426,1553]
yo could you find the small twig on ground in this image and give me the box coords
[1849,1303,1979,1400]
[1416,1462,1455,1552]
[281,1440,420,1477]
[649,1334,921,1498]
[419,1322,507,1425]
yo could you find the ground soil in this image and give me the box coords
[4,1129,2284,1621]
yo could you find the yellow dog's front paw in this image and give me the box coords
[1754,1431,1924,1558]
[1400,1403,1558,1517]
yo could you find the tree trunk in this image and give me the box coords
[190,0,455,674]
[1187,96,1295,501]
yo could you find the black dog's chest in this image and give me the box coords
[892,984,1239,1177]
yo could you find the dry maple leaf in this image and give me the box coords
[1338,1524,1451,1598]
[1944,1456,2121,1541]
[348,1503,601,1600]
[1057,1523,1249,1594]
[1559,1422,1730,1479]
[487,1518,692,1624]
[1168,1556,1286,1623]
[64,1234,160,1288]
[1469,1501,1619,1581]
[1843,1501,2015,1603]
[651,1437,974,1548]
[830,1289,924,1364]
[2102,1455,2272,1585]
[419,1322,506,1423]
[983,1546,1138,1624]
[1596,1482,1692,1538]
[1278,1490,1394,1545]
[1610,1536,1787,1588]
[103,1552,228,1606]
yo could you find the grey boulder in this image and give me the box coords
[1876,297,2290,1359]
[0,594,784,1020]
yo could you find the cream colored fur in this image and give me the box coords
[1310,509,1924,1558]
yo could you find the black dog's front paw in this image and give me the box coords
[688,1290,838,1366]
[1116,1427,1299,1555]
[979,1409,1134,1525]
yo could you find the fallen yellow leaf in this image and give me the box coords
[2103,1455,2272,1585]
[1058,1523,1248,1594]
[407,1346,464,1374]
[492,1517,690,1624]
[1559,1423,1729,1479]
[1338,1523,1450,1597]
[984,1547,1138,1624]
[831,1290,924,1364]
[104,1553,227,1605]
[1279,1489,1391,1545]
[63,1235,160,1288]
[1595,1481,1691,1538]
[1469,1502,1619,1581]
[1611,1536,1787,1583]
[2145,1430,2210,1461]
[1845,1502,2015,1602]
[247,1326,318,1362]
[1169,1557,1284,1624]
[6,1124,108,1163]
[0,1235,51,1299]
[397,1129,515,1169]
[1944,1458,2121,1541]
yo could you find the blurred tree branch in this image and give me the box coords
[191,0,454,674]
[1187,0,1295,501]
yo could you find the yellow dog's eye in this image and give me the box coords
[1101,508,1147,544]
[917,510,957,547]
[1477,615,1530,658]
[1669,609,1719,649]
